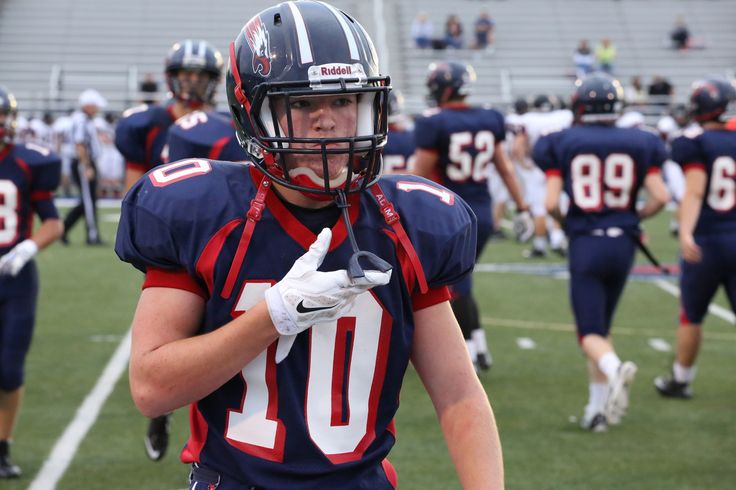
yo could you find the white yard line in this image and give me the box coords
[28,329,131,490]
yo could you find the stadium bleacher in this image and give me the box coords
[0,0,734,119]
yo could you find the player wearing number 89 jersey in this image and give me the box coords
[654,78,736,399]
[535,72,670,430]
[413,60,530,372]
[0,86,63,477]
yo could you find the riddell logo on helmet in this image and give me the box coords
[320,65,353,76]
[308,64,367,87]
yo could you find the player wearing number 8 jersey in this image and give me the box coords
[534,73,670,431]
[0,86,63,477]
[654,78,736,399]
[116,2,503,488]
[412,61,531,372]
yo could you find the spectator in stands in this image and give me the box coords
[595,38,616,74]
[411,13,434,49]
[473,11,495,51]
[573,40,595,79]
[648,75,674,109]
[670,16,690,51]
[624,75,648,107]
[445,15,464,49]
[139,73,159,105]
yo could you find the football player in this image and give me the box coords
[654,78,736,399]
[382,90,415,174]
[115,2,503,488]
[510,93,573,258]
[0,87,64,477]
[116,39,224,192]
[165,109,247,163]
[535,73,670,431]
[411,60,532,371]
[115,38,224,461]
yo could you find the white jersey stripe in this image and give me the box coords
[287,2,313,64]
[318,1,359,60]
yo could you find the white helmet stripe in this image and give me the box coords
[317,1,360,60]
[184,40,193,58]
[287,2,313,64]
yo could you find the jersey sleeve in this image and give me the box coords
[413,114,442,151]
[491,110,506,143]
[670,134,704,172]
[646,132,667,171]
[115,108,153,168]
[21,145,62,220]
[532,133,559,175]
[379,175,477,290]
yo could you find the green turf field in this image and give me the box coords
[7,207,735,489]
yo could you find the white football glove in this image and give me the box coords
[513,210,535,243]
[0,239,38,277]
[265,228,392,337]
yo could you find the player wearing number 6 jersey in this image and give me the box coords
[654,78,736,399]
[534,73,670,432]
[0,86,63,477]
[116,2,503,489]
[412,60,531,372]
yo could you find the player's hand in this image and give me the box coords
[513,209,534,243]
[0,239,38,277]
[265,228,392,336]
[679,234,702,263]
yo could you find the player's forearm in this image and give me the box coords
[31,218,64,250]
[678,191,702,241]
[440,393,504,489]
[130,300,280,417]
[76,144,90,165]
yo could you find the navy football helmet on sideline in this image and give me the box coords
[571,72,624,123]
[165,39,224,106]
[226,0,391,197]
[0,86,18,144]
[426,61,476,107]
[689,78,736,123]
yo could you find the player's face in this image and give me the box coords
[273,93,358,185]
[176,69,212,102]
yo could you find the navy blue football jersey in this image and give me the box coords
[534,125,667,236]
[115,160,476,488]
[670,128,736,236]
[383,127,416,174]
[115,104,175,173]
[166,110,248,163]
[413,105,505,225]
[0,143,61,296]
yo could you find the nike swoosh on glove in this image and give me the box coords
[265,228,392,338]
[0,239,38,277]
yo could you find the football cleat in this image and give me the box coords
[605,361,637,424]
[476,351,493,371]
[654,375,693,399]
[522,248,546,259]
[580,412,608,433]
[0,441,21,479]
[551,246,567,258]
[144,414,171,462]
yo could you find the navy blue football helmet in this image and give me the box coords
[227,0,390,197]
[571,72,624,123]
[0,86,18,144]
[165,39,224,106]
[689,78,736,123]
[426,61,476,107]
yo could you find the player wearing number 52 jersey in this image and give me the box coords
[535,73,670,432]
[116,3,503,488]
[165,110,247,163]
[0,86,63,478]
[413,61,530,372]
[655,78,736,399]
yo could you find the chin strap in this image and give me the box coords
[335,190,393,280]
[221,176,271,299]
[369,185,429,294]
